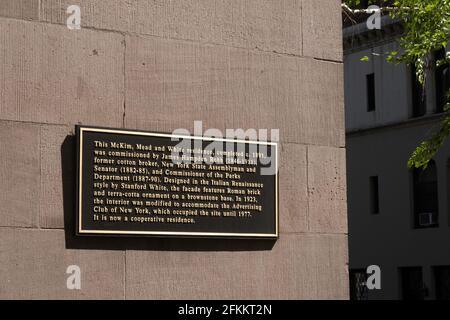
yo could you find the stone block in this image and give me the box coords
[39,124,74,228]
[125,233,349,299]
[0,19,124,126]
[0,120,40,227]
[124,35,344,147]
[0,228,125,299]
[279,143,308,233]
[40,0,302,55]
[302,0,343,61]
[0,0,39,20]
[308,145,347,233]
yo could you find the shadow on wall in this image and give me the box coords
[60,134,276,252]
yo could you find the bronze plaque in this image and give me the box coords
[76,126,278,238]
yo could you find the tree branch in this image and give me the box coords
[341,3,398,14]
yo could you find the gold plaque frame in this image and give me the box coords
[77,126,279,238]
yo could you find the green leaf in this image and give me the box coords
[360,56,370,62]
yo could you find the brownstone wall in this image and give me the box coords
[0,0,347,299]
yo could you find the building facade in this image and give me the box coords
[0,1,348,299]
[345,17,450,299]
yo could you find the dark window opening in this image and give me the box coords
[399,267,427,300]
[435,49,450,113]
[434,266,450,300]
[350,269,368,300]
[366,73,376,112]
[411,64,426,118]
[412,160,439,228]
[369,176,380,214]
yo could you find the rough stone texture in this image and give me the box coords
[0,120,40,227]
[275,58,344,146]
[302,0,343,62]
[124,35,275,134]
[0,228,124,299]
[40,0,302,56]
[308,146,347,234]
[0,19,124,126]
[0,0,39,20]
[3,0,342,62]
[279,143,308,233]
[126,233,349,299]
[124,35,344,147]
[40,124,74,228]
[0,0,347,299]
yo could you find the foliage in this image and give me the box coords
[408,104,450,169]
[343,0,450,169]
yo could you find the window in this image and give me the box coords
[349,269,368,300]
[411,64,426,118]
[399,267,427,300]
[435,49,450,113]
[412,160,439,228]
[366,73,376,112]
[369,176,380,214]
[434,266,450,300]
